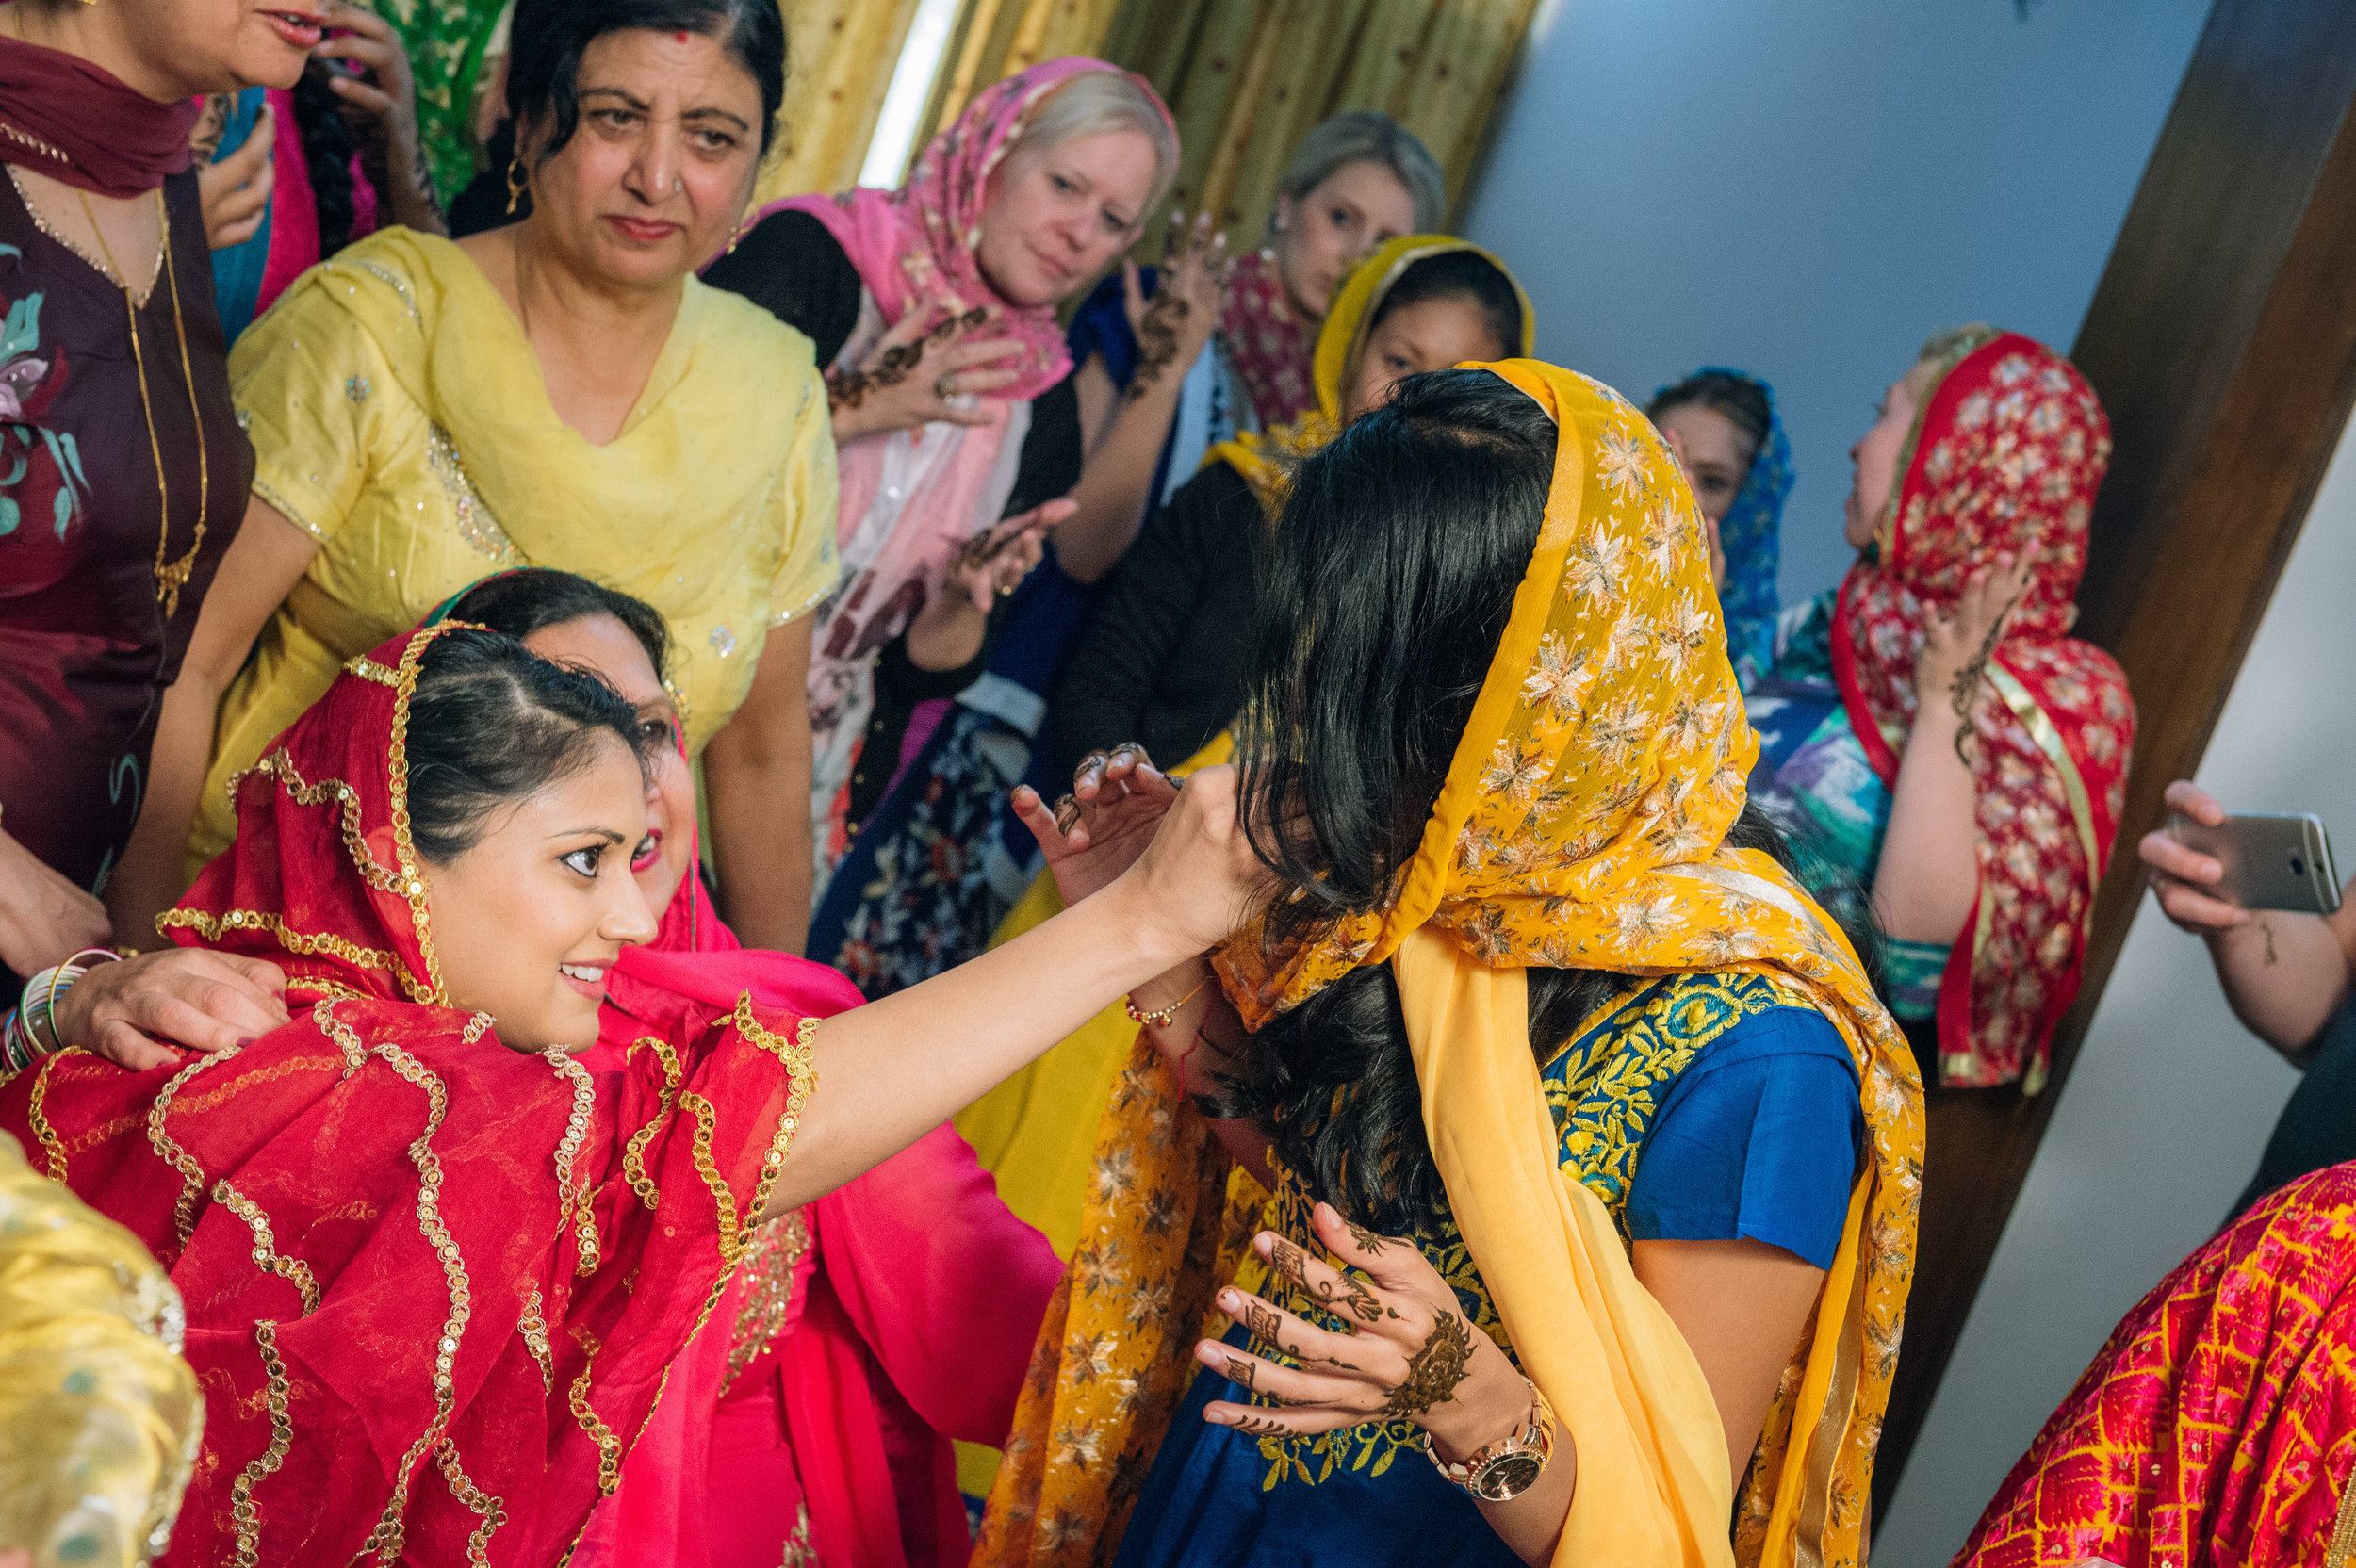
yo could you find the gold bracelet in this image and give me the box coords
[1123,977,1209,1028]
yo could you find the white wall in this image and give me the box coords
[1873,411,2356,1562]
[1460,0,2210,608]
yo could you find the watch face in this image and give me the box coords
[1474,1449,1546,1502]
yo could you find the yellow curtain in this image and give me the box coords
[921,0,1132,141]
[751,0,932,206]
[1101,0,1541,238]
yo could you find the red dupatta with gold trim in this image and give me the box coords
[1830,331,2133,1090]
[0,625,817,1568]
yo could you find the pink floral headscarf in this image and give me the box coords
[754,57,1173,401]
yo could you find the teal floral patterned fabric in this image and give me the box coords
[1745,591,1948,1019]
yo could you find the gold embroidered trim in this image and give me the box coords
[215,1177,322,1313]
[317,999,369,1075]
[568,1360,625,1496]
[678,1089,744,1262]
[148,1050,233,1247]
[433,1438,506,1567]
[620,1036,682,1211]
[544,1049,601,1275]
[385,629,449,1004]
[358,1039,466,1563]
[733,1001,819,1233]
[228,1319,294,1567]
[25,1054,66,1180]
[1985,663,2102,930]
[160,907,435,1004]
[518,1288,554,1393]
[249,749,406,896]
[779,1501,817,1566]
[720,1209,810,1397]
[345,656,402,686]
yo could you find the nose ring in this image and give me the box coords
[672,176,685,195]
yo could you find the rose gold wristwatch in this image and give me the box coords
[1423,1377,1557,1502]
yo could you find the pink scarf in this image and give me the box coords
[573,852,1059,1568]
[762,57,1175,878]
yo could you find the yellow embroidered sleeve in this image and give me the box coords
[228,270,393,546]
[767,364,842,628]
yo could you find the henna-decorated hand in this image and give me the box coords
[945,498,1072,612]
[312,1,449,235]
[1119,210,1233,404]
[196,101,275,252]
[1012,743,1181,907]
[1199,1202,1538,1462]
[1912,550,2034,761]
[828,297,1028,441]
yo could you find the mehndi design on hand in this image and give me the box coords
[1377,1311,1475,1420]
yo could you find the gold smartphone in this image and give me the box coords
[2166,811,2343,915]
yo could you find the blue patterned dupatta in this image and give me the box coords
[1664,367,1792,688]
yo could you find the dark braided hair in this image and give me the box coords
[291,64,359,256]
[1227,368,1880,1233]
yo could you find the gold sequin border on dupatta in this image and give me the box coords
[159,630,456,1006]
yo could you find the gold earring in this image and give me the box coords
[505,153,528,215]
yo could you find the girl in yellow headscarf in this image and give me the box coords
[959,237,1534,1266]
[980,362,1923,1567]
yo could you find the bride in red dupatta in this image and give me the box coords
[430,570,1059,1568]
[0,618,1249,1568]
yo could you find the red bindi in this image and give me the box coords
[674,30,691,42]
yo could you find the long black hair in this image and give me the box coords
[407,629,655,864]
[1229,368,1879,1233]
[507,0,788,162]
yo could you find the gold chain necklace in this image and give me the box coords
[74,186,208,615]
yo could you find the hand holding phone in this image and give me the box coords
[2151,783,2342,921]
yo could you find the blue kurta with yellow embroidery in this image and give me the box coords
[1115,970,1861,1567]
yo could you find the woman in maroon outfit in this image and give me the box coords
[0,0,315,1010]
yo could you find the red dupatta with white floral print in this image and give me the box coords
[1830,331,2134,1089]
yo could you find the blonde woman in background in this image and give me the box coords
[702,60,1185,948]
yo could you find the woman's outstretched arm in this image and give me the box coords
[762,765,1266,1215]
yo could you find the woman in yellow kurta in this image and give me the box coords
[957,235,1534,1261]
[980,362,1923,1567]
[108,2,839,954]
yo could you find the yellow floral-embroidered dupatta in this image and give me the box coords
[981,361,1922,1568]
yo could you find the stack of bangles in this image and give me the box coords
[2,948,123,1073]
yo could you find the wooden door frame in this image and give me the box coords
[1873,0,2356,1518]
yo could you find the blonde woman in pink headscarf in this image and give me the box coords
[705,58,1183,898]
